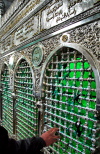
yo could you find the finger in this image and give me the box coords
[48,127,55,133]
[53,135,61,139]
[51,128,59,134]
[53,139,57,143]
[50,133,55,137]
[48,127,58,133]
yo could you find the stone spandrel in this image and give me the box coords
[40,0,98,31]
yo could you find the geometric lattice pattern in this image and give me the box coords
[43,48,98,154]
[1,64,13,135]
[15,59,38,140]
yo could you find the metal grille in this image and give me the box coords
[1,64,13,135]
[43,47,98,154]
[15,59,38,140]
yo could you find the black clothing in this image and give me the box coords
[0,126,46,154]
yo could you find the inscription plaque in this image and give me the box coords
[14,14,39,46]
[40,0,97,30]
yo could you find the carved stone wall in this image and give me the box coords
[69,21,100,59]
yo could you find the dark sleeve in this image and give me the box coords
[7,137,46,154]
[17,137,46,154]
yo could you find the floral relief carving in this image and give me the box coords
[41,35,61,61]
[33,66,42,92]
[69,21,100,59]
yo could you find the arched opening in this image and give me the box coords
[1,63,13,136]
[40,44,100,154]
[14,57,38,140]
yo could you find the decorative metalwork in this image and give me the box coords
[14,58,38,139]
[42,47,100,154]
[1,64,13,135]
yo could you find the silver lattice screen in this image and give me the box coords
[1,64,13,135]
[42,47,99,154]
[15,59,38,140]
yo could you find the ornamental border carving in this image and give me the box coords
[0,3,100,58]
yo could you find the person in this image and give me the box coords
[0,125,61,154]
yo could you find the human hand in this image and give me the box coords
[41,127,61,146]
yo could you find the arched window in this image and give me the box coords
[41,46,99,154]
[14,58,38,140]
[1,63,13,135]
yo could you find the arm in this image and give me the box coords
[16,127,60,154]
[17,127,61,153]
[3,127,60,154]
[7,136,46,154]
[17,136,46,154]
